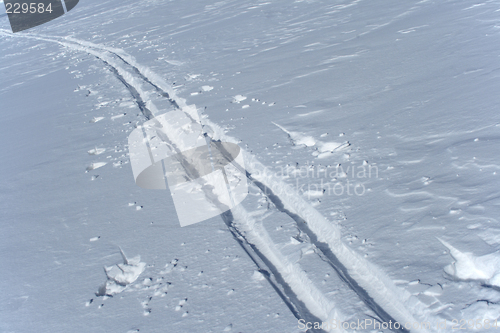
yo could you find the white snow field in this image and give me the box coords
[1,0,500,332]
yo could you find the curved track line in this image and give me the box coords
[0,30,351,333]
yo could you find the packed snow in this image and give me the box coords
[1,0,500,332]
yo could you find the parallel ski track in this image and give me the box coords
[0,30,439,333]
[0,30,344,333]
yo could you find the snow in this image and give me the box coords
[2,0,500,332]
[439,238,500,288]
[274,122,350,155]
[86,162,107,171]
[87,147,106,155]
[99,249,146,296]
[232,94,247,103]
[89,116,104,123]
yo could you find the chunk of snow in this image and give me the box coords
[111,113,126,120]
[302,190,324,198]
[88,147,106,155]
[98,249,146,296]
[86,162,107,171]
[90,116,104,123]
[423,285,442,296]
[439,238,500,287]
[232,95,247,103]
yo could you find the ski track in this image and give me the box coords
[0,29,445,332]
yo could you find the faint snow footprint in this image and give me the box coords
[138,261,175,316]
[128,202,143,210]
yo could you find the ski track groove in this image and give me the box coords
[0,29,444,333]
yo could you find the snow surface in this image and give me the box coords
[1,0,500,332]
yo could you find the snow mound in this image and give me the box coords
[273,122,350,154]
[97,249,146,296]
[439,238,500,287]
